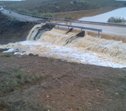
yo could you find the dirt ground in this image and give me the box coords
[0,53,126,111]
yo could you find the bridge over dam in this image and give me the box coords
[46,22,102,37]
[0,7,126,38]
[43,17,126,38]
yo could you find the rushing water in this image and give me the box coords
[1,23,126,68]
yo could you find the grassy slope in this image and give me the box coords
[53,7,117,19]
[0,55,126,111]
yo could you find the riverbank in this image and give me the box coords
[0,53,126,111]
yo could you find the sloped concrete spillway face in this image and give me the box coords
[1,23,126,68]
[25,23,126,67]
[38,27,86,46]
[27,23,55,40]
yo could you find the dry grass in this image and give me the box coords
[53,6,117,19]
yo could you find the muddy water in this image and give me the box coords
[26,23,46,40]
[28,27,126,64]
[1,25,126,68]
[38,28,80,45]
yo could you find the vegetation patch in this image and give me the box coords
[0,53,12,58]
[0,0,119,18]
[0,100,52,111]
[108,17,126,23]
[0,69,49,96]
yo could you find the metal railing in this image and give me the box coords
[47,22,102,37]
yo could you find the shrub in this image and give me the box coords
[0,69,48,96]
[108,17,126,23]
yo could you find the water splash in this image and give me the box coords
[1,24,126,68]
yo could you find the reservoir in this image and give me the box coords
[80,7,126,23]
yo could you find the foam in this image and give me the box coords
[2,41,125,68]
[1,26,126,68]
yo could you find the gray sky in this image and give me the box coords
[0,0,23,1]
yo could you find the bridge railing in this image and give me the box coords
[39,17,126,27]
[47,22,102,37]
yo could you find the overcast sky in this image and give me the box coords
[0,0,23,1]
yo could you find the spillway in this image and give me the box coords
[1,23,126,68]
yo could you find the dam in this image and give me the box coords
[0,22,126,68]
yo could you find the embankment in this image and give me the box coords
[0,13,35,44]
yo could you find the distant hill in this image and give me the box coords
[0,0,121,18]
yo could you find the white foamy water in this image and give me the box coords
[80,7,126,22]
[1,27,126,68]
[1,40,125,68]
